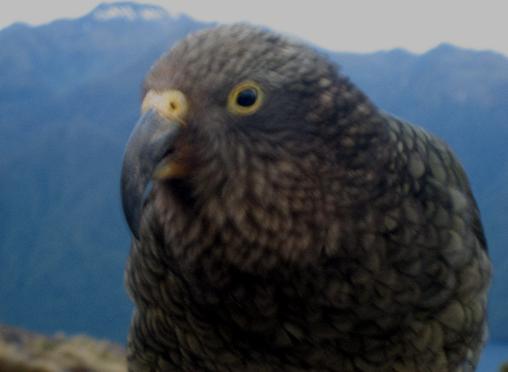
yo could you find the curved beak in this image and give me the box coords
[120,109,182,239]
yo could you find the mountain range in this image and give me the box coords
[0,2,507,343]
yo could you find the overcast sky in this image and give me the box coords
[1,0,507,56]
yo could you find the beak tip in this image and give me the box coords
[121,170,142,241]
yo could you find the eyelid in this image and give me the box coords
[227,81,264,116]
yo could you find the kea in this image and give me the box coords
[120,24,491,371]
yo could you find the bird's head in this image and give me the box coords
[121,24,382,267]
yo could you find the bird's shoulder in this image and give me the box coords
[376,113,488,256]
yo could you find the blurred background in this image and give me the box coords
[0,1,506,370]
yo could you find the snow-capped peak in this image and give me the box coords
[92,3,169,22]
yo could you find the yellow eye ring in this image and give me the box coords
[227,81,264,116]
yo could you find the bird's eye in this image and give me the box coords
[227,81,264,116]
[236,88,257,107]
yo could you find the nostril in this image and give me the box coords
[141,89,188,124]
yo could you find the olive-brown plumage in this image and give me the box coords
[121,24,491,371]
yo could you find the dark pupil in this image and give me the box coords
[236,88,257,107]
